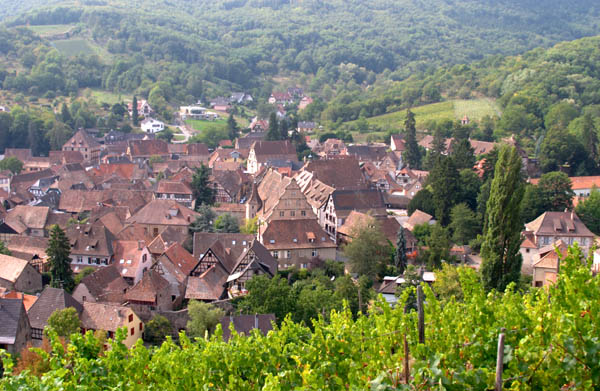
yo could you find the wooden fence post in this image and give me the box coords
[495,331,505,391]
[403,332,410,384]
[417,285,425,344]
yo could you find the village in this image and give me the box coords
[0,90,598,356]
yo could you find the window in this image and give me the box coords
[128,314,134,323]
[280,211,285,217]
[77,256,83,263]
[301,263,307,269]
[286,250,291,258]
[290,211,295,217]
[142,254,147,262]
[270,239,275,244]
[130,327,135,336]
[272,251,279,259]
[139,322,143,331]
[82,296,87,302]
[301,211,306,216]
[232,240,236,245]
[312,249,318,257]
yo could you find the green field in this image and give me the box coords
[26,24,74,36]
[51,39,96,56]
[186,118,228,132]
[173,135,186,141]
[84,89,125,105]
[347,99,500,134]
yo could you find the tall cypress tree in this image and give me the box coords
[48,225,75,292]
[227,114,239,141]
[480,146,524,292]
[429,155,460,226]
[403,110,421,168]
[394,228,407,275]
[132,96,139,126]
[266,112,280,141]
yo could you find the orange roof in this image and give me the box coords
[2,291,38,311]
[529,176,600,191]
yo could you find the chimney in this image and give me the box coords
[571,210,574,221]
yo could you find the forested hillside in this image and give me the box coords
[0,0,599,98]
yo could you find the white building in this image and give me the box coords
[141,118,165,134]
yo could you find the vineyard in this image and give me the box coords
[1,246,599,390]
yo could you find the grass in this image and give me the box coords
[173,135,186,141]
[186,118,228,132]
[51,39,96,56]
[84,89,126,105]
[26,24,74,36]
[346,98,500,136]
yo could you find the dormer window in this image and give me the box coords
[232,240,236,245]
[269,239,275,244]
[293,238,297,243]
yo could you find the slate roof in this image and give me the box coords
[299,158,368,190]
[525,211,594,238]
[80,302,133,332]
[0,254,30,283]
[330,189,386,218]
[128,140,169,157]
[124,270,170,303]
[220,314,276,341]
[185,265,228,301]
[66,221,114,258]
[260,219,336,250]
[345,145,387,162]
[0,298,26,345]
[77,265,129,304]
[5,205,50,233]
[27,287,82,330]
[251,140,297,162]
[126,200,199,226]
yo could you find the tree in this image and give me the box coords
[539,126,588,174]
[428,155,460,226]
[190,205,216,233]
[0,240,11,255]
[157,128,174,143]
[575,187,600,235]
[480,146,524,292]
[240,216,258,234]
[191,165,215,207]
[61,103,73,128]
[227,114,239,141]
[46,307,80,339]
[536,171,575,211]
[432,263,474,302]
[449,203,479,245]
[393,228,408,274]
[450,138,475,170]
[73,267,95,286]
[407,188,435,216]
[0,156,23,174]
[266,112,280,141]
[47,225,74,292]
[237,275,295,324]
[186,300,224,339]
[425,223,451,269]
[143,315,172,345]
[580,113,599,165]
[214,214,240,233]
[132,96,139,126]
[403,109,421,168]
[343,218,391,279]
[458,168,482,211]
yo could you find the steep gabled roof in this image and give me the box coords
[124,270,170,303]
[80,302,133,332]
[0,298,27,344]
[63,130,101,150]
[525,211,594,238]
[0,254,30,283]
[28,287,82,330]
[185,265,228,301]
[128,140,169,157]
[78,265,129,303]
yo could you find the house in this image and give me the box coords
[298,96,313,110]
[297,121,316,133]
[247,140,298,174]
[211,169,248,204]
[151,242,197,306]
[191,233,277,297]
[0,290,38,311]
[248,117,269,133]
[5,236,49,273]
[155,180,194,208]
[210,97,231,112]
[220,314,275,341]
[4,205,50,237]
[318,138,346,158]
[404,210,435,231]
[531,240,568,288]
[287,87,304,98]
[127,140,169,164]
[179,105,207,120]
[390,135,406,152]
[521,211,595,269]
[128,99,153,118]
[126,199,199,238]
[268,92,293,105]
[141,118,165,134]
[418,136,496,156]
[112,240,152,285]
[0,170,10,193]
[318,189,387,239]
[530,176,600,206]
[62,130,101,161]
[0,298,31,355]
[80,301,143,348]
[229,93,253,104]
[124,270,172,315]
[258,219,336,269]
[27,287,83,340]
[344,144,388,163]
[66,222,115,271]
[4,148,32,162]
[0,254,43,293]
[72,265,129,304]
